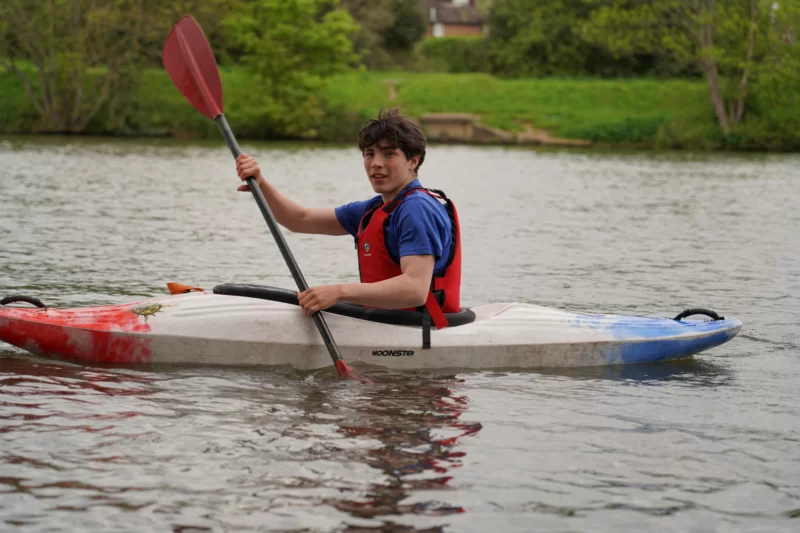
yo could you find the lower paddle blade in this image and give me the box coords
[162,15,223,120]
[335,360,358,380]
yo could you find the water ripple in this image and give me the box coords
[1,139,799,532]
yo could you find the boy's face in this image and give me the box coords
[362,141,420,199]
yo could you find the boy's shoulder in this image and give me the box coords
[404,188,447,208]
[393,189,449,222]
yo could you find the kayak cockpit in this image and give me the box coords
[213,283,477,328]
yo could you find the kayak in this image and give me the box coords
[0,284,741,370]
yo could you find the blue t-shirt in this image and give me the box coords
[334,179,452,276]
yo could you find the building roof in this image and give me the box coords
[420,0,485,26]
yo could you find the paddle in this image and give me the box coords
[162,15,355,379]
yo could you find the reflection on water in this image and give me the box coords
[0,359,157,526]
[0,357,483,532]
[526,358,735,387]
[332,374,481,527]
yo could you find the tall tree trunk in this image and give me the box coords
[703,60,731,133]
[698,0,731,133]
[733,0,759,124]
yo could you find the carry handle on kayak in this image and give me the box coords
[673,308,724,321]
[0,295,47,310]
[161,15,355,380]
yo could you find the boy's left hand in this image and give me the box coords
[297,285,343,316]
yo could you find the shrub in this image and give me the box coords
[560,116,666,143]
[316,104,374,143]
[420,37,490,74]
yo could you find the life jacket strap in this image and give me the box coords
[422,311,432,349]
[424,290,449,330]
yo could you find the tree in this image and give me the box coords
[475,0,493,14]
[485,0,673,77]
[487,0,596,76]
[0,1,144,132]
[383,0,427,53]
[585,0,796,133]
[145,1,245,65]
[340,0,396,68]
[0,0,238,133]
[223,0,358,137]
[745,1,800,144]
[340,0,426,68]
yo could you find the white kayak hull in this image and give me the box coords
[0,291,741,370]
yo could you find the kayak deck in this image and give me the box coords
[0,289,742,370]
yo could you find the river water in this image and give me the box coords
[1,136,798,532]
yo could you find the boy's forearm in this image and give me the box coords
[254,177,307,231]
[339,276,428,310]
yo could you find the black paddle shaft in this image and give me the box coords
[215,114,345,364]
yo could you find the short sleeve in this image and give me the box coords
[335,197,380,237]
[391,194,448,261]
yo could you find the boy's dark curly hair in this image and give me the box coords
[358,108,426,173]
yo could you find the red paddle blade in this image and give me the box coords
[335,360,359,380]
[162,15,223,119]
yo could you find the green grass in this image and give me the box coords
[0,66,40,131]
[323,71,713,142]
[3,66,781,148]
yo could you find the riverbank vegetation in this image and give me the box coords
[1,0,798,151]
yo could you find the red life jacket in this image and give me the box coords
[356,188,462,329]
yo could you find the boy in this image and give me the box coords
[235,109,461,329]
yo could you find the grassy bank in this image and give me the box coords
[324,71,717,146]
[0,68,791,150]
